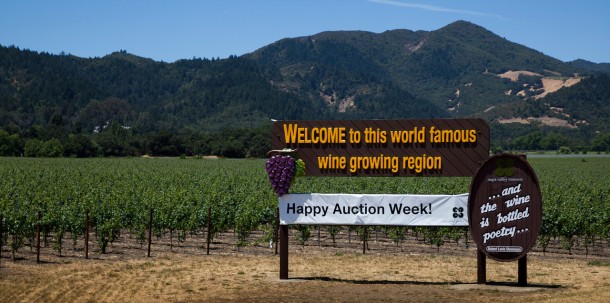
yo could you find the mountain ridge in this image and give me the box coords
[1,20,609,156]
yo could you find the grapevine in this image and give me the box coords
[0,156,607,258]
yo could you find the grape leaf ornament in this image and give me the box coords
[495,157,514,177]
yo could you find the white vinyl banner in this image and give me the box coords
[279,193,469,226]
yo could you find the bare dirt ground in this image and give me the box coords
[497,70,543,82]
[497,116,577,128]
[535,77,582,99]
[495,70,582,99]
[1,229,609,302]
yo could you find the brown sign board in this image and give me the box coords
[468,154,542,261]
[271,119,489,177]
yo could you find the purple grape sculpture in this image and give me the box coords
[265,155,295,197]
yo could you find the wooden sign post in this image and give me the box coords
[270,119,491,280]
[468,154,542,286]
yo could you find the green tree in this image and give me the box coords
[591,132,610,152]
[148,131,184,156]
[42,138,64,157]
[94,120,132,156]
[512,131,543,150]
[0,130,20,156]
[64,134,97,157]
[24,139,44,157]
[540,132,568,150]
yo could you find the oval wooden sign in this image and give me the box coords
[468,154,542,261]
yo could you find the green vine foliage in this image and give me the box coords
[0,157,608,256]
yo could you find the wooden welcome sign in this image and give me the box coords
[270,119,492,280]
[271,119,490,177]
[270,121,544,286]
[468,154,542,262]
[467,154,543,285]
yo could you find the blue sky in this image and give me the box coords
[1,0,609,63]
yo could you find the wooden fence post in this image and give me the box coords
[0,214,3,267]
[274,207,279,255]
[85,209,89,259]
[362,226,367,254]
[36,210,41,263]
[147,208,153,258]
[206,207,211,255]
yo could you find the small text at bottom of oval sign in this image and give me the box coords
[486,246,523,253]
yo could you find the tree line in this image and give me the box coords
[0,119,271,158]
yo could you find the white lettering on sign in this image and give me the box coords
[478,182,532,245]
[482,226,516,244]
[496,207,529,224]
[501,184,521,196]
[504,195,530,208]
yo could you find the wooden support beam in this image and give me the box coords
[279,225,289,279]
[477,249,486,284]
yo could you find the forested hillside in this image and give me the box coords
[1,21,609,157]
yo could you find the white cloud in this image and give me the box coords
[368,0,507,20]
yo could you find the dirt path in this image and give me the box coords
[1,249,609,303]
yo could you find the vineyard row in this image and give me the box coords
[0,157,609,260]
